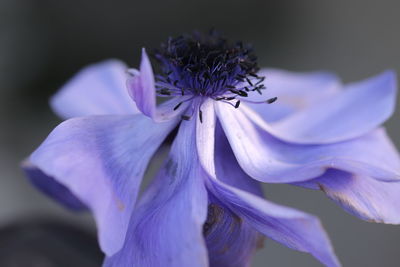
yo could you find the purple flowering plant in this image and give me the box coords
[23,31,400,267]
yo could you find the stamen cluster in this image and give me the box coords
[153,31,267,104]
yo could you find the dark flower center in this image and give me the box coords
[153,30,266,102]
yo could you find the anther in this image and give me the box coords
[229,89,240,95]
[159,89,171,95]
[238,90,248,97]
[199,109,203,123]
[173,102,183,111]
[235,100,241,108]
[266,97,278,104]
[181,115,191,120]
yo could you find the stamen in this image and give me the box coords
[246,78,253,86]
[255,76,265,85]
[241,97,278,105]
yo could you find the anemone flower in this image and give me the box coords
[23,31,400,267]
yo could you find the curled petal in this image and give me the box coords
[295,169,400,224]
[247,68,341,122]
[249,71,397,144]
[204,123,265,267]
[196,99,217,176]
[204,199,263,267]
[207,180,341,267]
[51,60,139,119]
[127,49,187,121]
[214,121,263,197]
[104,117,208,267]
[28,114,178,255]
[127,48,156,118]
[196,110,340,267]
[22,160,86,211]
[216,102,400,183]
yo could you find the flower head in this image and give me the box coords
[23,31,400,267]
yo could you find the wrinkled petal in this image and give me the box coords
[51,60,139,119]
[216,102,400,183]
[196,109,340,267]
[250,71,397,144]
[247,68,341,122]
[295,169,400,224]
[28,114,178,255]
[104,117,208,267]
[22,160,86,211]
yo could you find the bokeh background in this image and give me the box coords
[1,0,400,266]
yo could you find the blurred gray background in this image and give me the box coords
[1,0,400,266]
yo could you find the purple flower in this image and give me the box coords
[23,32,399,267]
